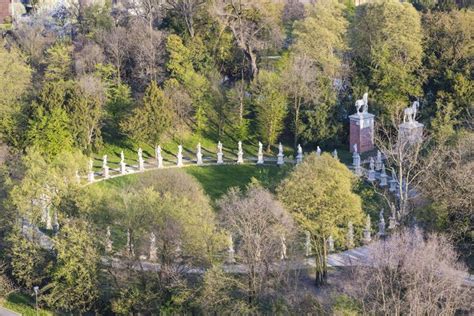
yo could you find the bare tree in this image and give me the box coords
[99,26,129,82]
[13,17,54,67]
[212,0,283,79]
[74,41,105,75]
[218,185,295,306]
[127,0,165,31]
[164,0,206,38]
[348,228,471,315]
[375,116,438,221]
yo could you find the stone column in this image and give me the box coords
[237,141,244,164]
[155,146,163,168]
[257,142,264,164]
[196,143,203,165]
[177,145,183,167]
[217,141,224,164]
[296,144,303,164]
[277,143,284,165]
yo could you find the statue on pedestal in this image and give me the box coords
[88,158,95,183]
[403,101,419,124]
[280,235,288,260]
[120,151,127,175]
[332,149,338,160]
[277,143,284,165]
[363,215,371,244]
[305,231,312,257]
[296,144,303,164]
[217,141,224,164]
[316,146,321,156]
[138,148,145,171]
[196,143,203,165]
[378,210,386,237]
[328,235,335,252]
[257,141,264,164]
[149,232,157,261]
[103,155,109,178]
[177,145,183,166]
[227,235,236,264]
[346,222,354,249]
[155,146,163,168]
[237,141,244,164]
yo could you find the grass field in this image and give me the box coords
[1,292,52,316]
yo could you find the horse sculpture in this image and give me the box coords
[403,101,419,124]
[355,93,369,114]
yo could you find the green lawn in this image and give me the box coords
[96,164,292,201]
[1,292,52,316]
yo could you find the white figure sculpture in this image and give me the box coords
[346,222,354,249]
[120,151,127,175]
[375,150,383,171]
[328,235,335,252]
[389,169,397,192]
[305,231,312,257]
[88,158,95,183]
[127,229,135,257]
[332,149,338,160]
[280,235,288,260]
[155,146,163,168]
[149,232,157,261]
[363,215,371,244]
[296,144,303,164]
[102,155,109,178]
[368,157,376,181]
[403,101,419,124]
[237,141,244,164]
[106,226,112,253]
[217,141,224,164]
[355,92,369,114]
[257,141,264,164]
[196,143,203,165]
[138,148,144,171]
[277,142,284,165]
[389,209,398,230]
[177,145,183,167]
[380,164,388,186]
[227,235,236,264]
[316,146,321,156]
[378,210,386,237]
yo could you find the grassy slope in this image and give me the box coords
[0,292,52,316]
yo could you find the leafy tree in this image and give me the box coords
[44,219,100,312]
[44,42,73,82]
[164,0,207,38]
[277,153,364,284]
[252,70,287,151]
[27,106,74,158]
[350,2,423,117]
[121,81,172,147]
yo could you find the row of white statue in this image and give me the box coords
[87,141,342,183]
[105,209,397,264]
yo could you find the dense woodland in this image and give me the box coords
[0,0,473,314]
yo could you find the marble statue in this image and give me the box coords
[380,164,388,186]
[296,144,303,164]
[138,148,145,171]
[346,222,354,249]
[316,146,321,156]
[149,232,157,261]
[280,235,288,260]
[106,226,112,253]
[375,150,383,171]
[328,235,335,252]
[196,143,203,165]
[237,141,244,164]
[355,92,369,115]
[103,156,109,178]
[305,231,312,257]
[389,169,397,192]
[120,151,127,175]
[227,235,236,264]
[277,142,284,165]
[368,157,376,181]
[257,142,264,164]
[332,149,338,160]
[177,145,183,167]
[217,141,224,164]
[403,101,419,124]
[389,209,398,230]
[88,158,95,183]
[155,146,163,168]
[378,210,386,237]
[363,215,371,244]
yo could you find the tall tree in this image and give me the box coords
[165,0,207,38]
[121,81,173,147]
[277,153,364,284]
[213,0,283,78]
[44,42,73,82]
[350,1,423,117]
[252,70,287,151]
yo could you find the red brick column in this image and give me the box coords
[349,113,375,153]
[0,0,10,23]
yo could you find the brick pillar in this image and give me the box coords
[349,112,375,153]
[0,0,11,23]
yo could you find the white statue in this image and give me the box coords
[102,155,108,168]
[88,158,95,183]
[120,151,125,164]
[138,148,144,171]
[196,143,203,165]
[355,92,369,114]
[316,146,321,156]
[277,142,284,165]
[177,145,183,167]
[353,143,358,154]
[217,141,224,164]
[380,164,388,186]
[149,232,157,261]
[257,141,264,164]
[102,155,109,178]
[378,209,386,237]
[368,157,376,181]
[363,215,371,244]
[126,229,135,257]
[120,151,127,175]
[227,235,236,264]
[155,145,163,168]
[280,235,288,260]
[346,222,354,249]
[375,150,383,171]
[237,141,244,164]
[296,144,303,164]
[369,157,375,171]
[333,149,338,159]
[403,101,419,124]
[106,226,112,253]
[328,235,335,252]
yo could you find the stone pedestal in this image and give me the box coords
[177,154,183,167]
[88,171,95,183]
[217,152,223,164]
[103,166,109,178]
[120,162,127,175]
[349,112,375,153]
[368,169,376,182]
[138,158,145,171]
[277,153,284,165]
[389,179,397,192]
[196,153,203,165]
[237,151,244,164]
[399,122,424,145]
